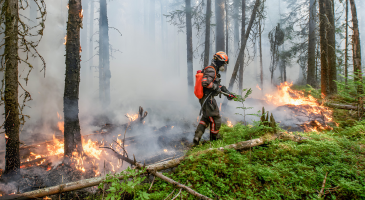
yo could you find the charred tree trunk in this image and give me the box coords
[204,0,212,68]
[64,0,83,157]
[326,0,337,94]
[4,0,20,175]
[349,0,363,116]
[99,0,111,108]
[215,0,226,79]
[307,0,316,87]
[319,0,329,96]
[259,19,263,91]
[238,0,246,92]
[89,0,94,72]
[227,0,260,92]
[150,0,155,42]
[186,0,194,93]
[345,0,348,85]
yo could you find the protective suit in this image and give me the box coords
[193,52,235,145]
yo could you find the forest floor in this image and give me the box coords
[16,85,362,200]
[81,88,365,200]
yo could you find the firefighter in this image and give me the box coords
[193,51,236,145]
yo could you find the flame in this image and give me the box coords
[164,149,168,152]
[256,84,262,90]
[227,121,233,128]
[43,197,52,200]
[5,134,8,139]
[79,9,84,19]
[264,82,333,132]
[58,122,64,134]
[63,35,67,45]
[67,4,69,9]
[79,46,82,53]
[171,126,174,129]
[126,113,138,121]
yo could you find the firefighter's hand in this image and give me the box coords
[227,94,236,100]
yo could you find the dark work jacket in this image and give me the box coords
[199,66,221,117]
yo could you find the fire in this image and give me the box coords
[256,84,262,91]
[163,149,168,152]
[67,4,69,9]
[171,126,174,129]
[227,121,233,128]
[79,46,82,53]
[4,134,8,139]
[126,113,138,121]
[63,35,67,45]
[264,81,333,132]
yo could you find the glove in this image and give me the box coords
[212,83,221,93]
[227,94,236,100]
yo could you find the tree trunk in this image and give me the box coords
[81,0,88,60]
[64,0,83,157]
[99,0,111,109]
[150,0,155,42]
[345,0,348,85]
[204,0,212,68]
[238,0,246,92]
[259,19,263,91]
[89,0,94,72]
[307,0,316,87]
[4,0,20,175]
[349,0,363,116]
[233,0,239,55]
[319,0,329,96]
[225,0,229,56]
[326,0,337,94]
[185,0,194,93]
[227,0,260,92]
[215,0,226,79]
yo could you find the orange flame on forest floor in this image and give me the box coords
[227,121,233,128]
[264,82,333,132]
[256,84,262,91]
[63,35,67,45]
[126,113,138,122]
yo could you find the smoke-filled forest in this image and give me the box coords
[0,0,365,199]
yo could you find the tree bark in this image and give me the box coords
[307,0,316,87]
[225,0,229,56]
[99,0,111,109]
[233,0,240,55]
[349,0,363,116]
[345,0,348,85]
[4,0,20,175]
[227,0,260,92]
[204,0,212,68]
[185,0,194,93]
[326,0,337,94]
[64,0,83,157]
[215,0,226,80]
[259,19,263,91]
[238,0,246,92]
[319,0,329,96]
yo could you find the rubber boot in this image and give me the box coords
[210,132,220,141]
[193,130,204,146]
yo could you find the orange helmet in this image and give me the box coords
[214,51,229,64]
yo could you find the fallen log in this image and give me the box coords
[0,132,307,200]
[324,102,359,110]
[103,149,212,200]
